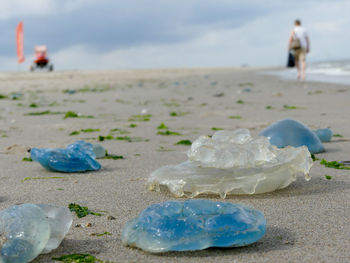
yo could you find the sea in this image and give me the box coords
[264,60,350,85]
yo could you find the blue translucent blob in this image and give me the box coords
[122,200,266,253]
[259,119,325,154]
[31,141,101,172]
[313,128,333,142]
[0,204,72,263]
[0,204,50,263]
[92,144,106,158]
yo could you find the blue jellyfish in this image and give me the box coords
[259,119,325,153]
[313,128,333,142]
[122,200,266,253]
[31,141,101,172]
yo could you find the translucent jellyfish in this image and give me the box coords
[92,144,106,158]
[148,129,312,198]
[31,141,101,172]
[122,200,266,253]
[0,204,72,263]
[313,128,333,142]
[259,119,325,153]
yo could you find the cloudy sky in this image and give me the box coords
[0,0,349,71]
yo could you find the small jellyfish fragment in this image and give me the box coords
[0,204,72,263]
[313,128,333,142]
[92,144,106,158]
[31,140,101,172]
[259,119,325,153]
[122,200,266,253]
[148,129,312,198]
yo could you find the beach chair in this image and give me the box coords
[30,45,54,72]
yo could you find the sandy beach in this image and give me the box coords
[0,68,349,263]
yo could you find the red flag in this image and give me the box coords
[16,22,25,63]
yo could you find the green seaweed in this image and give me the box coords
[70,129,100,136]
[70,131,80,136]
[169,111,189,117]
[68,203,102,218]
[265,105,273,110]
[48,101,60,107]
[98,135,147,142]
[81,128,100,133]
[21,176,64,182]
[115,99,130,104]
[91,231,112,237]
[22,157,32,162]
[163,102,180,107]
[238,82,254,87]
[211,127,223,131]
[0,94,8,99]
[102,154,124,160]
[320,159,350,170]
[25,111,63,116]
[116,136,148,142]
[52,254,103,263]
[98,135,114,141]
[236,100,244,104]
[325,175,332,180]
[128,114,152,122]
[333,134,343,138]
[175,140,192,145]
[157,146,175,152]
[308,90,323,95]
[109,128,130,134]
[157,123,168,129]
[129,123,137,128]
[64,111,94,119]
[228,115,241,119]
[283,105,297,110]
[283,105,304,110]
[116,136,131,141]
[157,130,181,136]
[311,154,319,161]
[63,99,86,103]
[29,103,38,108]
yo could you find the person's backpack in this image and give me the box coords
[291,30,301,50]
[290,38,301,50]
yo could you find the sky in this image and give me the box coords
[0,0,349,71]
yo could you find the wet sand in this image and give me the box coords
[0,68,349,262]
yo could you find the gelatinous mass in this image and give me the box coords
[92,144,106,158]
[0,204,72,263]
[313,128,333,143]
[259,119,325,153]
[122,200,266,253]
[148,129,312,198]
[31,141,101,172]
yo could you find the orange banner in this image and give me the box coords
[16,21,25,63]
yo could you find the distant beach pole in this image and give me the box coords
[16,21,25,71]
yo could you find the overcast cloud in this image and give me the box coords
[0,0,349,71]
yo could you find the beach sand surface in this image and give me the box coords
[0,68,349,262]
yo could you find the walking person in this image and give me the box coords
[288,19,310,80]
